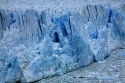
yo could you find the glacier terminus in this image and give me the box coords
[0,0,125,83]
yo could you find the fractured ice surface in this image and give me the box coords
[0,0,125,82]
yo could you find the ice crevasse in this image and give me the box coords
[0,1,125,82]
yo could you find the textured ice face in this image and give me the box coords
[0,1,125,82]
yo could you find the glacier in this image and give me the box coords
[0,0,125,82]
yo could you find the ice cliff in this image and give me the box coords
[0,0,125,82]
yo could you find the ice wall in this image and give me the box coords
[0,2,125,82]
